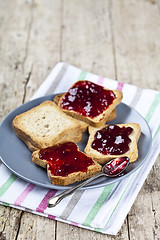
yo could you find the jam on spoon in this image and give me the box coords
[47,156,130,208]
[103,157,129,176]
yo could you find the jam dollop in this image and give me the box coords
[60,80,116,118]
[104,157,129,176]
[92,125,133,155]
[39,142,95,177]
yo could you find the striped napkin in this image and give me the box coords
[0,62,160,235]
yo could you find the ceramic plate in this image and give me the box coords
[0,94,152,190]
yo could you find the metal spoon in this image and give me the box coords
[47,156,129,208]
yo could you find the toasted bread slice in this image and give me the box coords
[12,101,83,151]
[54,93,64,105]
[85,123,141,164]
[17,130,83,152]
[32,142,102,185]
[58,81,122,127]
[54,93,89,132]
[54,93,117,126]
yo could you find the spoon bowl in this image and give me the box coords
[103,156,130,177]
[47,156,130,208]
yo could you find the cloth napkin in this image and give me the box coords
[0,62,160,235]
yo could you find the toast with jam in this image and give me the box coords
[57,80,123,127]
[54,93,117,130]
[85,123,141,164]
[54,93,88,132]
[12,101,83,152]
[32,142,102,185]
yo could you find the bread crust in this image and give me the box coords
[12,101,83,151]
[18,130,83,152]
[47,163,101,185]
[85,123,141,164]
[32,144,102,185]
[58,82,122,127]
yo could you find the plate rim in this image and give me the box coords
[0,94,152,190]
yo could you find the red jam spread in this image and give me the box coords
[104,157,129,176]
[60,80,116,118]
[39,142,95,177]
[92,125,133,155]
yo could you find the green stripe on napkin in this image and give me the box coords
[78,71,87,80]
[83,184,114,226]
[0,174,17,197]
[145,93,160,122]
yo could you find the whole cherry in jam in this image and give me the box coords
[39,142,95,177]
[60,80,116,118]
[92,124,133,155]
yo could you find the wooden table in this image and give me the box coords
[0,0,160,239]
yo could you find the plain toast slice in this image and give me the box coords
[12,101,82,151]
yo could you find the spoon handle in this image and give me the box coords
[47,172,106,208]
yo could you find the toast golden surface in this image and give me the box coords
[12,101,83,151]
[85,123,141,164]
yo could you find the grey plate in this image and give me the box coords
[0,94,152,190]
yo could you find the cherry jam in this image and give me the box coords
[60,80,116,118]
[92,125,133,155]
[104,157,129,176]
[39,142,95,177]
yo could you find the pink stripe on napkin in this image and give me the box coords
[14,183,36,206]
[97,76,104,86]
[48,215,56,220]
[116,82,124,91]
[36,189,57,213]
[71,221,79,226]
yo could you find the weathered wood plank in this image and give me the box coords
[16,212,56,240]
[0,0,34,119]
[0,0,60,239]
[61,0,116,79]
[127,156,160,240]
[0,0,160,239]
[57,0,129,238]
[111,0,160,239]
[0,1,38,239]
[56,219,129,240]
[23,0,61,102]
[13,0,61,238]
[0,206,22,240]
[111,0,160,90]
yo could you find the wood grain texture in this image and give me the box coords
[0,0,33,119]
[61,0,116,79]
[111,0,160,90]
[22,0,61,102]
[111,1,160,239]
[17,212,56,240]
[0,0,160,239]
[56,219,129,240]
[0,206,22,240]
